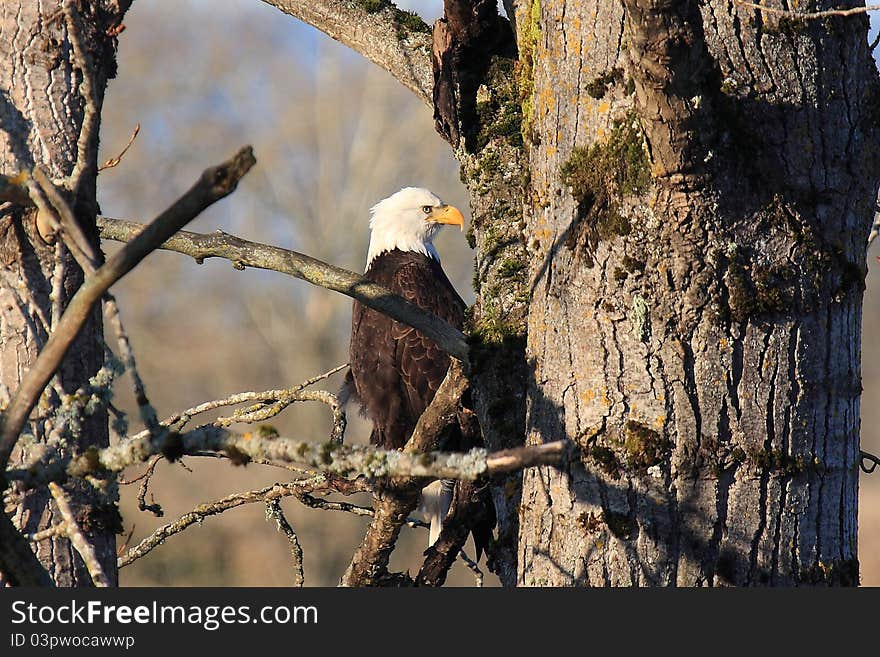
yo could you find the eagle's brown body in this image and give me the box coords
[346,248,494,557]
[348,249,465,450]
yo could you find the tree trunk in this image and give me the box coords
[452,1,877,585]
[0,1,129,586]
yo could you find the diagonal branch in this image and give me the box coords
[265,498,305,586]
[48,482,111,587]
[340,361,468,587]
[0,146,256,474]
[261,0,434,103]
[96,216,469,362]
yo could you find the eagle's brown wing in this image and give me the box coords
[390,259,465,426]
[347,251,464,450]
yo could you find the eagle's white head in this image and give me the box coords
[366,187,465,269]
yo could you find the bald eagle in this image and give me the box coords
[345,187,494,554]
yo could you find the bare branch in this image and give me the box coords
[265,498,304,586]
[0,146,256,473]
[96,216,469,362]
[118,454,162,485]
[118,477,364,568]
[135,455,164,517]
[735,1,880,19]
[7,420,568,488]
[261,0,433,103]
[98,123,140,172]
[132,383,345,443]
[48,482,110,587]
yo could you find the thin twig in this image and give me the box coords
[48,482,111,587]
[137,384,344,442]
[265,498,304,586]
[298,362,348,388]
[118,477,359,568]
[135,455,164,517]
[861,449,880,474]
[98,123,140,172]
[293,489,428,528]
[103,294,160,432]
[735,1,880,19]
[0,146,256,473]
[116,525,136,557]
[117,454,162,485]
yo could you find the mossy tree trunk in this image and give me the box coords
[447,0,878,585]
[0,1,129,586]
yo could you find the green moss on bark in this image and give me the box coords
[623,420,668,469]
[357,1,430,35]
[517,0,541,140]
[560,111,651,243]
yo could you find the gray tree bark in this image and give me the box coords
[433,0,877,585]
[486,0,875,585]
[0,0,130,586]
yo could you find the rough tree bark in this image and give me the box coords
[0,1,130,585]
[432,0,877,585]
[513,0,876,585]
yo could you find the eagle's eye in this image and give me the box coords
[421,205,433,214]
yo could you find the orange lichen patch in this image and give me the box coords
[243,433,253,441]
[719,337,729,350]
[655,415,666,428]
[580,389,597,404]
[598,101,611,114]
[596,127,605,140]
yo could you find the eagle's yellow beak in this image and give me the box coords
[429,205,465,231]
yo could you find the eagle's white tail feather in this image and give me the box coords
[421,480,455,547]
